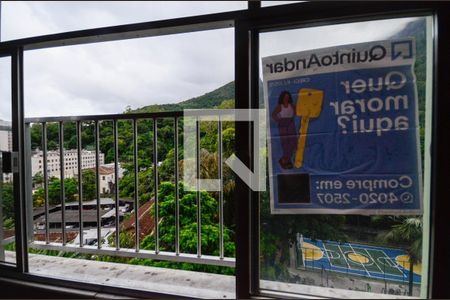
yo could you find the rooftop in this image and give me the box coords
[36,209,111,224]
[121,200,155,240]
[60,198,115,207]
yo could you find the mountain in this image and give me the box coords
[178,81,235,109]
[131,81,235,113]
[390,18,426,83]
[390,18,427,123]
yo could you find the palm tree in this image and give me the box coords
[376,216,422,296]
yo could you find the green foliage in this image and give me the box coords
[376,216,422,262]
[133,82,235,113]
[259,183,347,281]
[217,99,235,109]
[138,168,154,204]
[32,188,45,208]
[32,169,98,207]
[131,182,235,275]
[45,177,78,204]
[3,218,15,229]
[33,171,44,186]
[1,183,15,220]
[220,127,235,159]
[118,166,155,205]
[81,169,97,201]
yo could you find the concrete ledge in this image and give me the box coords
[4,251,418,299]
[18,252,236,298]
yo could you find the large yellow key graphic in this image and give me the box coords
[294,88,324,168]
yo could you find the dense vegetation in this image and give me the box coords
[103,182,236,275]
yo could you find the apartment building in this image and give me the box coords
[0,119,12,152]
[31,149,105,179]
[94,164,124,194]
[0,120,13,182]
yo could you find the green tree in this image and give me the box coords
[159,148,176,182]
[45,177,79,205]
[33,171,44,186]
[1,182,15,220]
[137,168,154,204]
[220,127,235,161]
[376,216,422,296]
[132,182,235,275]
[32,187,45,208]
[217,99,234,109]
[259,180,347,281]
[81,169,96,201]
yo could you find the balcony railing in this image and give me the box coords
[24,110,234,267]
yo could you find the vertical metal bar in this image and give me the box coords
[431,6,450,299]
[153,118,158,254]
[12,47,29,272]
[249,19,261,295]
[234,20,251,298]
[196,117,201,258]
[24,124,33,246]
[133,119,139,252]
[218,117,224,259]
[113,120,120,250]
[76,121,83,247]
[95,120,101,249]
[174,117,179,255]
[42,122,49,244]
[59,121,66,245]
[0,2,2,42]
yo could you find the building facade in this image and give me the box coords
[0,120,13,182]
[96,165,122,194]
[31,149,105,179]
[0,120,12,152]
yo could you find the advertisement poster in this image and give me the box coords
[263,39,422,214]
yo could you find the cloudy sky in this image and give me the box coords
[0,1,418,120]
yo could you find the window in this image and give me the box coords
[19,5,236,298]
[0,57,16,266]
[1,2,448,299]
[258,15,434,298]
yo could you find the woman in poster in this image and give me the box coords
[271,91,297,169]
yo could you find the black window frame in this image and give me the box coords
[0,1,448,299]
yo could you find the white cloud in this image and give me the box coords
[0,1,243,119]
[260,17,419,58]
[22,27,235,118]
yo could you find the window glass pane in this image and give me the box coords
[259,16,432,298]
[23,28,234,117]
[25,28,236,298]
[0,56,16,265]
[1,1,246,41]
